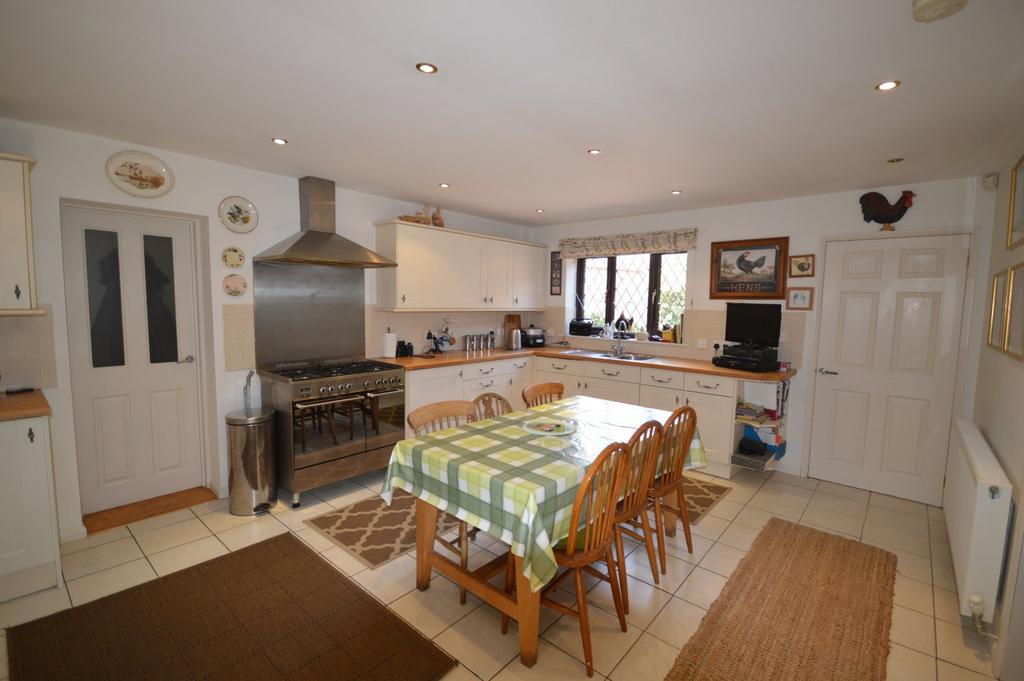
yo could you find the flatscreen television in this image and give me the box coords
[724,303,782,347]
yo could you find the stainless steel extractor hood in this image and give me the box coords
[253,176,396,268]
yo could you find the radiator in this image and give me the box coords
[944,419,1012,623]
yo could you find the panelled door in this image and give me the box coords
[809,234,969,506]
[62,205,203,513]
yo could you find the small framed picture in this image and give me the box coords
[989,269,1008,349]
[1005,263,1024,358]
[789,254,815,278]
[785,287,814,311]
[550,250,562,296]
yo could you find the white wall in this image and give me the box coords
[972,161,1024,677]
[0,117,524,541]
[533,177,989,477]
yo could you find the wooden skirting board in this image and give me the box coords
[83,486,217,535]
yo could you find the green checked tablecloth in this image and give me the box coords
[382,395,706,591]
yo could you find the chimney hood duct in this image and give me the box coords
[253,176,396,268]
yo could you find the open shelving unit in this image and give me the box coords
[731,379,790,472]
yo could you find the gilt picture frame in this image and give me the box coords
[989,269,1008,350]
[710,237,789,299]
[785,287,814,311]
[1008,152,1024,250]
[1005,263,1024,359]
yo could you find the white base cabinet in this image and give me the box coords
[401,355,787,481]
[0,415,60,602]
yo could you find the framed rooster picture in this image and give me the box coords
[710,237,789,299]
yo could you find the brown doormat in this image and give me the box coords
[666,518,897,681]
[306,477,730,570]
[6,533,456,681]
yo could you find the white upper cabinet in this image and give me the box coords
[483,238,514,308]
[512,242,545,310]
[0,153,41,315]
[376,220,546,311]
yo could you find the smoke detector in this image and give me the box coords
[913,0,968,23]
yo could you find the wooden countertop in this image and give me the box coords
[376,348,797,382]
[0,390,51,422]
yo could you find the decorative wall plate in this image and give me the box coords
[105,151,174,198]
[219,196,259,233]
[222,246,245,268]
[222,273,248,297]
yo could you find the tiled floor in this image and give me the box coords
[0,469,998,681]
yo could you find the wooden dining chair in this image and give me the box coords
[407,400,478,604]
[650,406,698,572]
[500,441,630,677]
[522,382,564,407]
[613,420,663,613]
[472,392,513,421]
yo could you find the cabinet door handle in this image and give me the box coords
[514,297,519,304]
[27,427,35,443]
[601,369,620,377]
[488,297,494,304]
[479,367,494,375]
[458,370,463,379]
[14,284,22,300]
[513,362,526,369]
[479,380,494,388]
[685,397,689,406]
[584,382,589,390]
[401,294,406,303]
[553,363,567,370]
[675,395,680,405]
[697,381,720,390]
[652,376,672,384]
[483,296,488,303]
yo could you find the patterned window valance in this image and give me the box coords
[558,228,697,258]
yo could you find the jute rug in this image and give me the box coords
[6,533,455,681]
[666,518,897,681]
[306,477,731,570]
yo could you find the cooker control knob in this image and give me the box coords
[364,380,371,388]
[319,386,328,394]
[376,378,383,385]
[344,383,352,391]
[328,386,336,393]
[389,377,399,384]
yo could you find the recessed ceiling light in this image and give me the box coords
[416,63,438,74]
[438,182,450,189]
[886,157,905,164]
[271,137,288,145]
[670,189,682,195]
[535,209,545,213]
[587,148,603,155]
[875,80,900,92]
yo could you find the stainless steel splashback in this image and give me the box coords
[253,261,365,366]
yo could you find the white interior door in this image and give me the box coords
[809,234,969,505]
[62,205,203,513]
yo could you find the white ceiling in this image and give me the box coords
[1,1,1023,226]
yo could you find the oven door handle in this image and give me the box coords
[294,395,365,410]
[366,389,405,398]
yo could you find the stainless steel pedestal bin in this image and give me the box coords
[227,407,277,516]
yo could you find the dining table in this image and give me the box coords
[381,395,706,667]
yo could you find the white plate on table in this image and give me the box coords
[523,417,576,437]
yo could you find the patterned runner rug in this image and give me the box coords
[306,476,731,570]
[665,518,897,681]
[6,533,456,681]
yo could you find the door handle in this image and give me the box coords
[816,368,839,376]
[27,428,35,443]
[177,355,195,364]
[601,369,620,377]
[14,284,21,300]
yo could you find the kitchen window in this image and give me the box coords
[575,252,687,333]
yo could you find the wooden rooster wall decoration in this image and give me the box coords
[859,190,916,231]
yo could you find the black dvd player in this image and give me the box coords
[712,355,780,372]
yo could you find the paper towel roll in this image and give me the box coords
[382,332,397,358]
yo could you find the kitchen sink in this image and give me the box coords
[559,349,604,357]
[600,353,656,361]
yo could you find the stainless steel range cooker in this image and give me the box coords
[258,359,405,507]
